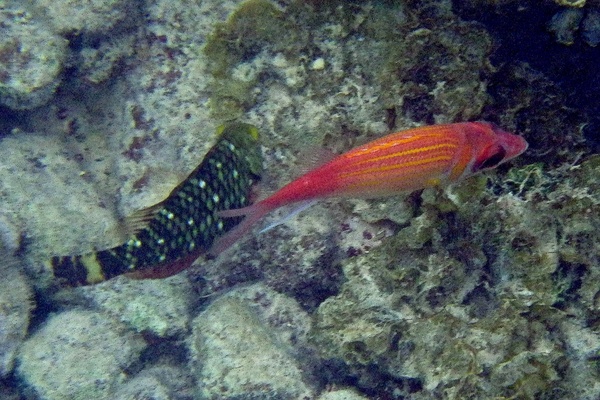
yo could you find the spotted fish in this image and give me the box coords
[48,123,263,286]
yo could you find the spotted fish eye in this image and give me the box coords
[473,144,507,172]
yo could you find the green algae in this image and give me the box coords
[443,174,489,207]
[502,163,546,196]
[312,233,560,398]
[202,0,493,127]
[572,154,600,189]
[310,141,600,397]
[310,234,568,398]
[204,0,295,77]
[203,0,300,120]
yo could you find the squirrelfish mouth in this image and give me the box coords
[490,124,528,160]
[502,134,529,160]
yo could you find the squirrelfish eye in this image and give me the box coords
[473,144,507,172]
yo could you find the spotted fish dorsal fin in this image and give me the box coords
[121,203,164,237]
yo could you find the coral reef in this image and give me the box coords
[189,0,496,313]
[311,173,600,398]
[0,0,599,399]
[203,0,492,136]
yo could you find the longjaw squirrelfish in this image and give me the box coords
[211,121,528,254]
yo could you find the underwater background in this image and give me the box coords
[1,0,600,399]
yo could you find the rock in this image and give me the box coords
[582,9,600,47]
[37,0,138,35]
[72,275,196,338]
[16,310,146,400]
[188,289,314,399]
[0,266,32,377]
[0,5,67,110]
[548,8,584,45]
[113,365,193,400]
[317,388,369,400]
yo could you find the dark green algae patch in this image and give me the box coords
[203,0,299,120]
[311,160,600,398]
[202,0,492,124]
[204,0,297,77]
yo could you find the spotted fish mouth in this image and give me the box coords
[48,123,263,286]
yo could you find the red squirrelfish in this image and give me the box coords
[211,122,528,254]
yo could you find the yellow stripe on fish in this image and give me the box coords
[209,122,528,255]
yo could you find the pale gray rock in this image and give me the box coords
[188,288,314,399]
[73,274,196,338]
[16,310,146,400]
[0,265,32,377]
[36,0,138,35]
[317,388,369,400]
[0,5,67,110]
[113,365,194,400]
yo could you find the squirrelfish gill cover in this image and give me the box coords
[212,122,528,254]
[48,123,263,286]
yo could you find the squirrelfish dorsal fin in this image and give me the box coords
[295,147,335,177]
[122,203,163,237]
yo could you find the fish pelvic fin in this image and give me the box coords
[209,202,271,256]
[258,199,317,233]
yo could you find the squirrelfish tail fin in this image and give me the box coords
[210,202,271,256]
